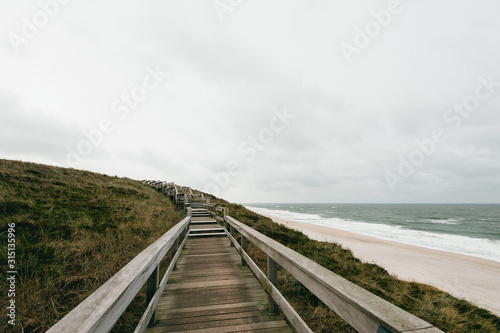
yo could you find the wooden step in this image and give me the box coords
[191,220,217,224]
[188,232,227,238]
[190,228,224,234]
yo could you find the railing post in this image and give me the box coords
[186,207,192,217]
[172,238,179,269]
[230,225,235,247]
[184,223,190,249]
[146,265,159,326]
[267,256,278,313]
[241,235,248,266]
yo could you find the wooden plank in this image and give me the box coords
[248,327,294,333]
[168,270,253,280]
[156,295,269,310]
[152,316,288,332]
[163,277,259,290]
[172,273,255,283]
[157,301,267,315]
[169,268,250,277]
[180,252,236,258]
[157,287,268,307]
[172,261,241,271]
[157,310,273,326]
[147,321,290,333]
[190,217,216,223]
[176,253,240,265]
[159,287,267,301]
[157,304,268,321]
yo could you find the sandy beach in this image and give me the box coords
[261,213,500,317]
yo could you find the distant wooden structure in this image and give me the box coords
[47,181,443,333]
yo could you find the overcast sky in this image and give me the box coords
[1,0,499,203]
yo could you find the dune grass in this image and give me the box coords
[0,159,184,332]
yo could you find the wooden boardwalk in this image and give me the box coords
[146,210,293,333]
[47,183,444,333]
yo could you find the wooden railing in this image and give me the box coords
[47,216,191,333]
[205,204,443,333]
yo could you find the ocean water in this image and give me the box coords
[245,204,500,263]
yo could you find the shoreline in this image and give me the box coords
[259,212,500,317]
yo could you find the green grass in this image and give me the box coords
[1,159,499,332]
[0,159,184,332]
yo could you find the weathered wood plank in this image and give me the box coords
[150,317,289,333]
[168,270,253,281]
[156,310,274,326]
[175,253,240,265]
[157,288,268,307]
[157,301,267,315]
[163,277,260,290]
[168,270,252,280]
[156,304,268,321]
[156,296,270,311]
[147,320,290,333]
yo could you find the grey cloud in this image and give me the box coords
[0,92,78,162]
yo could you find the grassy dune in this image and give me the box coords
[1,159,499,332]
[0,159,184,332]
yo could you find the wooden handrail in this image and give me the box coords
[224,216,443,333]
[47,217,191,333]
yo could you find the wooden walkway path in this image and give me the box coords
[47,182,443,333]
[146,208,293,333]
